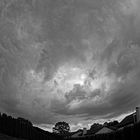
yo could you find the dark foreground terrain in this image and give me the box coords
[0,133,26,140]
[1,112,140,140]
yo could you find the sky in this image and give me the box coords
[0,0,140,132]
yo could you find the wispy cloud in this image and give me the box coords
[0,0,140,131]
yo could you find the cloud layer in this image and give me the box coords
[0,0,140,131]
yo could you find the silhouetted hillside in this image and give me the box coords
[0,112,63,140]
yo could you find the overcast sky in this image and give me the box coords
[0,0,140,132]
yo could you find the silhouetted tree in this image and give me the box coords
[104,120,119,127]
[90,123,102,133]
[0,112,62,140]
[53,121,70,135]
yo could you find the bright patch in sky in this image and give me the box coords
[0,0,140,131]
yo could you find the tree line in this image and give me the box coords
[66,122,140,140]
[1,111,140,140]
[0,112,63,140]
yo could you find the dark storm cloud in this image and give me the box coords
[0,0,140,129]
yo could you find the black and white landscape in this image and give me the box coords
[0,0,140,140]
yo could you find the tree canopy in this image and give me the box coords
[53,121,70,135]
